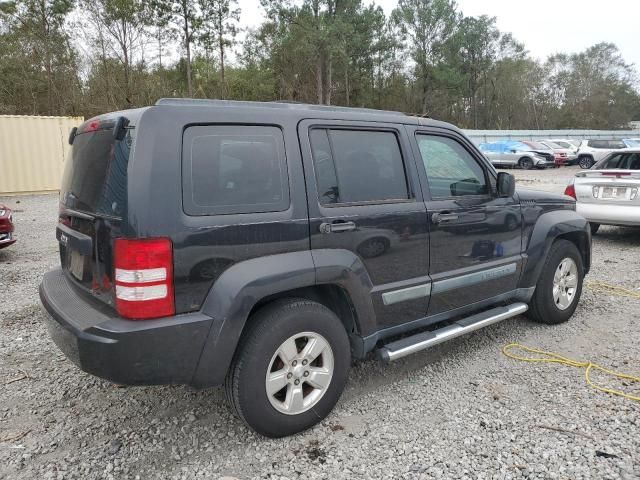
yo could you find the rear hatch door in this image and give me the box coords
[58,110,143,308]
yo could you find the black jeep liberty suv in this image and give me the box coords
[40,99,591,437]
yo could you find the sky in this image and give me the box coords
[237,0,640,69]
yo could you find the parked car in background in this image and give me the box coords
[478,141,554,169]
[540,140,578,166]
[565,149,640,234]
[576,139,627,169]
[0,205,16,249]
[521,141,560,167]
[623,138,640,148]
[547,139,580,153]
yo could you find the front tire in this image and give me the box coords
[519,157,534,170]
[579,156,594,169]
[225,298,351,438]
[527,239,584,325]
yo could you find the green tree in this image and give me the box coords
[198,0,240,98]
[391,0,459,114]
[0,0,79,115]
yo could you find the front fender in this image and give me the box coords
[191,249,376,387]
[519,209,591,288]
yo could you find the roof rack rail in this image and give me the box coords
[154,98,406,116]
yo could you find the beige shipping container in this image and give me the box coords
[0,115,84,195]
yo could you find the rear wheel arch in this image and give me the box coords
[248,284,360,338]
[192,251,375,387]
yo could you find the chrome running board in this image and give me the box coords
[377,302,528,362]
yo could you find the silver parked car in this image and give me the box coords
[565,149,640,233]
[478,141,554,169]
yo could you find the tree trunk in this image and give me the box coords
[316,55,323,105]
[219,31,225,99]
[344,66,350,106]
[183,2,193,97]
[325,55,332,105]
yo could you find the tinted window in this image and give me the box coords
[596,153,640,170]
[588,140,607,149]
[417,135,488,197]
[60,112,141,218]
[183,125,289,215]
[608,140,626,149]
[310,129,409,204]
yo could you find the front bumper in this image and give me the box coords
[40,268,215,385]
[535,159,556,168]
[576,202,640,226]
[0,231,16,249]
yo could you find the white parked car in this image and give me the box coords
[565,149,640,233]
[576,139,627,169]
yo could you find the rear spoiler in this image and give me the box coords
[576,170,640,179]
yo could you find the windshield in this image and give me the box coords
[543,141,562,149]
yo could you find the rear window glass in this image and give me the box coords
[60,118,137,218]
[309,129,409,205]
[182,125,289,215]
[596,153,640,170]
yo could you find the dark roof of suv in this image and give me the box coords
[153,98,458,131]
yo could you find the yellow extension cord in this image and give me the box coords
[502,344,640,403]
[502,280,640,403]
[585,280,640,299]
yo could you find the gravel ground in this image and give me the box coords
[1,171,639,480]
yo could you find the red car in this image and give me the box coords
[0,205,16,249]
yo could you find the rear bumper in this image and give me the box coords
[576,203,640,226]
[40,268,216,386]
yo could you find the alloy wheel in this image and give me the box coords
[265,332,334,415]
[552,257,579,310]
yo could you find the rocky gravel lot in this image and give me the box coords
[1,169,639,480]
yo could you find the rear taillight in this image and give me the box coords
[564,183,576,199]
[113,238,174,320]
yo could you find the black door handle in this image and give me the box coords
[432,212,459,224]
[319,221,357,234]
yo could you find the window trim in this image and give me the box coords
[414,131,494,201]
[181,124,291,216]
[308,126,415,208]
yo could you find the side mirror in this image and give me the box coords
[497,172,515,197]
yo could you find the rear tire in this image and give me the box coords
[519,157,534,170]
[225,298,351,438]
[590,223,600,235]
[579,156,594,169]
[527,239,584,325]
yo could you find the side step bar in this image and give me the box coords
[377,302,528,363]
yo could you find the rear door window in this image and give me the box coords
[309,129,409,205]
[182,125,289,215]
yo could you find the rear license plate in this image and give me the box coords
[602,187,627,199]
[69,251,85,280]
